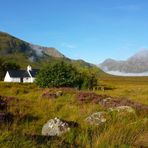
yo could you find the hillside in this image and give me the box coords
[0,31,107,78]
[99,50,148,74]
[0,32,64,61]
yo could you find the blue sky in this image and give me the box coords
[0,0,148,64]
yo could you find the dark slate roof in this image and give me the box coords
[7,69,39,78]
[22,71,31,77]
[8,70,30,78]
[29,69,39,77]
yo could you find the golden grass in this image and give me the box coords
[0,76,148,147]
[99,76,148,105]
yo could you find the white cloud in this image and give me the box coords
[106,71,148,76]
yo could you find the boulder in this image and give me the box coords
[42,117,70,136]
[109,106,135,113]
[85,112,109,125]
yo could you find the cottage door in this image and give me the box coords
[20,77,23,83]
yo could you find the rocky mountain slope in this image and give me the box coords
[99,50,148,74]
[0,31,64,61]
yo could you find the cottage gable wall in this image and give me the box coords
[4,72,21,82]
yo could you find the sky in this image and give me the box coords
[0,0,148,64]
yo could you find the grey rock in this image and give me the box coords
[85,112,110,125]
[85,106,135,125]
[30,44,64,58]
[109,106,135,113]
[42,117,70,136]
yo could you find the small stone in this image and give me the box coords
[103,97,111,102]
[56,91,63,97]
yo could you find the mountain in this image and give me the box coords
[0,31,64,61]
[99,50,148,74]
[0,31,106,77]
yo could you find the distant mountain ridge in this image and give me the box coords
[0,31,64,61]
[99,50,148,74]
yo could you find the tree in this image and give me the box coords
[0,58,20,80]
[35,61,83,88]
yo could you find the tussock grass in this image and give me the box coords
[0,77,148,147]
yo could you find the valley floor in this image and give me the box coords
[0,76,148,147]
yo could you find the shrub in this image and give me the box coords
[35,61,98,89]
[35,61,83,88]
[0,58,20,80]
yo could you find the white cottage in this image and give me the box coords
[4,65,39,83]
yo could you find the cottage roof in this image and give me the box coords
[29,69,39,77]
[7,69,39,78]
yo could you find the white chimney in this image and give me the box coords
[27,65,32,71]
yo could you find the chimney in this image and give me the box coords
[27,65,32,71]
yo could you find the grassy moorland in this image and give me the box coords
[99,75,148,105]
[0,76,148,148]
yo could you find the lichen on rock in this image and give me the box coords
[42,117,70,136]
